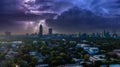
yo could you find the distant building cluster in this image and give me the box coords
[5,31,11,36]
[3,24,120,40]
[38,24,53,37]
[37,25,119,39]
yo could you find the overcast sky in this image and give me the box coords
[0,0,120,34]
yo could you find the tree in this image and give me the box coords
[17,59,25,67]
[22,54,31,63]
[31,57,38,64]
[84,54,90,61]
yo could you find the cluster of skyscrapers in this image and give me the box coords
[4,24,119,39]
[38,25,53,36]
[38,24,119,38]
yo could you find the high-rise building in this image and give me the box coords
[39,25,43,36]
[5,31,11,36]
[48,28,52,35]
[103,30,111,38]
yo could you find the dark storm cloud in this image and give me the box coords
[0,13,56,34]
[0,0,58,34]
[33,0,120,16]
[34,0,120,33]
[24,0,74,15]
[1,0,120,16]
[46,7,120,33]
[0,0,120,34]
[0,0,23,14]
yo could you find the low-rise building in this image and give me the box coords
[90,55,106,62]
[113,49,120,57]
[87,47,99,55]
[35,64,49,67]
[29,51,37,56]
[65,64,82,67]
[5,49,18,60]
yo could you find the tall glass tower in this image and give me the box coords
[39,25,43,36]
[48,28,52,35]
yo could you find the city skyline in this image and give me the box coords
[0,0,120,34]
[1,24,120,35]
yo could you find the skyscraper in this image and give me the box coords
[39,25,43,36]
[5,31,11,36]
[48,28,52,35]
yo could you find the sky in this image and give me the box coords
[0,0,120,34]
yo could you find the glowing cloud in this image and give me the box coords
[22,0,120,17]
